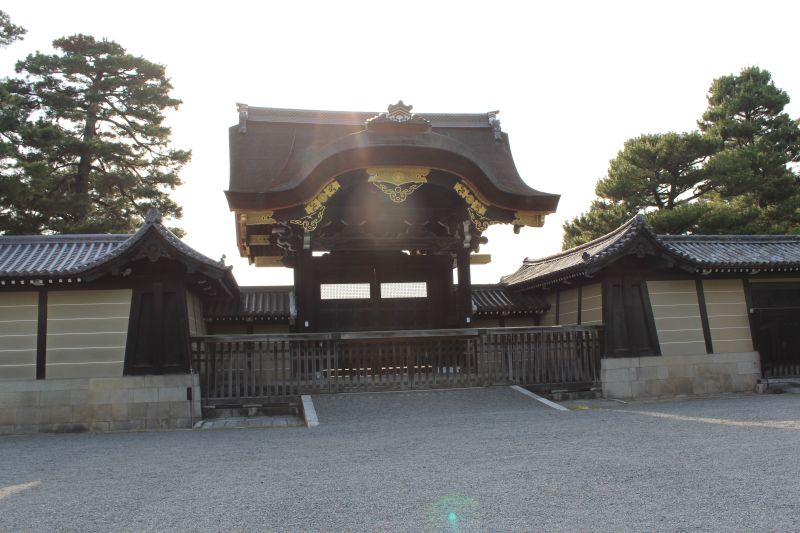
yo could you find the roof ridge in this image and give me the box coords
[0,234,131,243]
[522,214,643,265]
[659,234,800,241]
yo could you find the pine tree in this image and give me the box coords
[0,34,189,235]
[563,67,800,248]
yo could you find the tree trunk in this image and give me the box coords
[75,72,103,196]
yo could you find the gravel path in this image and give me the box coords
[1,389,799,532]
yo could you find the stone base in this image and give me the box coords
[601,352,761,400]
[0,374,201,435]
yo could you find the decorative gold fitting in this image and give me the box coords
[305,180,341,215]
[242,211,276,225]
[512,211,546,227]
[247,234,270,245]
[453,182,488,216]
[367,167,430,203]
[291,206,326,232]
[254,256,285,268]
[366,166,430,186]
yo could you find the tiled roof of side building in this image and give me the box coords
[501,215,651,288]
[0,210,235,294]
[204,286,295,321]
[471,284,549,315]
[660,234,800,268]
[0,234,130,277]
[502,215,800,289]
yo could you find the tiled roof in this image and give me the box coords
[0,210,233,287]
[204,286,295,321]
[501,216,653,288]
[241,106,497,128]
[502,215,800,288]
[471,284,548,315]
[659,235,800,268]
[0,234,130,277]
[228,103,559,214]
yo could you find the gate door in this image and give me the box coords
[751,284,800,378]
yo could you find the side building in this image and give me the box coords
[0,210,236,434]
[502,215,800,399]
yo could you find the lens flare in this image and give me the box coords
[428,494,477,532]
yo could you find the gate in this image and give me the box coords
[753,308,800,379]
[190,326,603,406]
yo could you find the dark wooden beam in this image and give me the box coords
[695,278,714,354]
[457,248,472,326]
[36,290,47,380]
[555,289,561,325]
[295,248,314,331]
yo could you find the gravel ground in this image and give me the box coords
[1,388,799,532]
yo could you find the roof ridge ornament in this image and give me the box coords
[387,100,414,122]
[144,208,162,224]
[488,110,502,141]
[237,103,249,133]
[366,101,432,133]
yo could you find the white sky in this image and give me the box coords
[3,0,800,286]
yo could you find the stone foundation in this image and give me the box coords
[0,374,201,435]
[601,352,760,399]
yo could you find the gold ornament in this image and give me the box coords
[366,166,430,186]
[291,206,326,232]
[305,180,341,214]
[372,181,424,203]
[512,211,546,227]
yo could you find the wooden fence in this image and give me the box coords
[190,326,603,405]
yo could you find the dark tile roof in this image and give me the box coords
[659,235,800,268]
[204,286,294,321]
[241,106,497,128]
[0,210,235,293]
[502,215,800,288]
[471,284,548,316]
[0,234,130,277]
[227,103,559,213]
[502,216,654,288]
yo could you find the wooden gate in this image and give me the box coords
[753,308,800,379]
[191,326,603,406]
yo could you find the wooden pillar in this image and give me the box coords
[36,289,47,380]
[457,248,472,326]
[294,248,314,331]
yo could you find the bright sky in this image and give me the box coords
[3,0,800,286]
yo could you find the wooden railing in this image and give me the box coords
[190,326,603,404]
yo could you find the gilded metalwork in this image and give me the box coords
[366,166,430,186]
[247,234,270,245]
[254,256,284,267]
[468,209,493,232]
[470,254,492,265]
[372,181,424,203]
[453,182,488,215]
[305,180,341,215]
[291,206,326,232]
[512,211,546,228]
[243,211,276,225]
[454,181,502,231]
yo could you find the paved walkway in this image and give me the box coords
[1,388,799,532]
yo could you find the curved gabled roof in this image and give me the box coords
[502,215,800,288]
[226,104,559,213]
